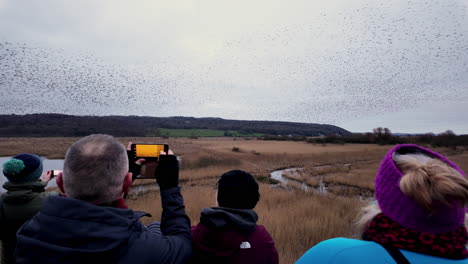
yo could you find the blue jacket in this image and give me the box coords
[15,187,191,264]
[295,238,468,264]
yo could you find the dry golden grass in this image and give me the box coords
[257,187,364,263]
[323,162,379,190]
[446,152,468,173]
[2,138,468,263]
[202,140,389,155]
[0,137,200,159]
[0,137,78,158]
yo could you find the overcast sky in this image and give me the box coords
[0,0,467,134]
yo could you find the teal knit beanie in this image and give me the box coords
[2,154,43,183]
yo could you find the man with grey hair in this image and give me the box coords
[14,134,191,264]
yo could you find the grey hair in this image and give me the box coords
[63,134,128,203]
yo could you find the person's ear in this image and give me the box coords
[56,173,65,194]
[122,173,132,195]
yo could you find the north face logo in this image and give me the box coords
[240,241,251,249]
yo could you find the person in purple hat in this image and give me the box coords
[296,144,468,264]
[191,170,279,264]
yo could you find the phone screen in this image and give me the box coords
[53,170,63,176]
[135,144,166,158]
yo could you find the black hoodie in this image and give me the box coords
[191,207,279,264]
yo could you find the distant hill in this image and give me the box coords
[0,114,351,137]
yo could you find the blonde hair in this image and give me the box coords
[355,153,468,236]
[354,203,381,237]
[394,153,468,210]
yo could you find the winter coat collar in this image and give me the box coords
[1,181,47,204]
[193,207,259,257]
[16,195,151,263]
[200,207,258,233]
[40,195,150,226]
[3,180,46,191]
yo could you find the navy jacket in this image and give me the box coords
[15,187,191,264]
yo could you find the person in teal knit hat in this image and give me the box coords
[0,153,57,264]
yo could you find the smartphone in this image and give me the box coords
[131,144,169,159]
[130,144,169,179]
[50,170,62,178]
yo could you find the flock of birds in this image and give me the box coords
[0,42,191,116]
[0,0,467,124]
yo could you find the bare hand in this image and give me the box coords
[40,170,53,184]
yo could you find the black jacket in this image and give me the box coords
[15,187,191,264]
[0,181,56,264]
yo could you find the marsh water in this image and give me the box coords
[270,167,328,194]
[270,165,376,200]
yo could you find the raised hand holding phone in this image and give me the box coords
[155,150,179,190]
[40,170,54,184]
[127,142,171,180]
[127,142,148,181]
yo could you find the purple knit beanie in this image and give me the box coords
[375,144,466,234]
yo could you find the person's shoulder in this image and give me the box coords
[295,238,394,264]
[38,191,59,199]
[251,224,274,241]
[402,250,468,263]
[306,237,380,254]
[255,224,269,233]
[315,237,373,247]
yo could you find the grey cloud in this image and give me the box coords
[0,0,467,133]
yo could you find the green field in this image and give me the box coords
[146,128,264,137]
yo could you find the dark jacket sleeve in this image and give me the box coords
[156,186,193,263]
[160,187,191,238]
[124,187,192,264]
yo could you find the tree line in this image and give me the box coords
[0,114,351,137]
[262,128,468,147]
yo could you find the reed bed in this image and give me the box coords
[2,138,467,263]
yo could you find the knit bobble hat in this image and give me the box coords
[375,144,466,234]
[2,154,43,183]
[217,170,260,210]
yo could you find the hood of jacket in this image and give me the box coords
[192,207,258,257]
[1,181,47,204]
[15,195,150,264]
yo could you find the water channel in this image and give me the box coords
[269,165,373,200]
[270,167,329,194]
